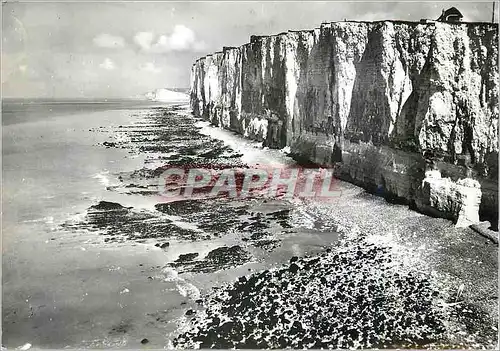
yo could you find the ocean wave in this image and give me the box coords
[23,216,54,224]
[92,171,120,188]
[158,267,201,300]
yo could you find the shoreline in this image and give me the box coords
[2,104,497,349]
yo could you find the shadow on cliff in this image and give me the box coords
[345,24,394,146]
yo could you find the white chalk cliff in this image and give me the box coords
[190,20,499,227]
[146,88,189,102]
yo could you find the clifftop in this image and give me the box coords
[193,20,499,65]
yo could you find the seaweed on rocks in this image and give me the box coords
[155,199,251,234]
[265,209,293,229]
[105,107,246,169]
[86,107,300,252]
[176,253,200,262]
[247,238,281,252]
[155,200,206,216]
[96,106,248,200]
[63,201,202,242]
[90,201,131,211]
[205,246,248,265]
[169,246,252,274]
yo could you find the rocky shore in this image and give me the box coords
[174,241,451,349]
[172,181,497,349]
[60,105,497,349]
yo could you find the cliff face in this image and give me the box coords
[191,21,499,227]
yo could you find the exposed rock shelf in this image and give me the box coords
[190,20,498,228]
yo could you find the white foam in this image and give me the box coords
[281,146,291,154]
[161,267,180,281]
[92,171,111,187]
[176,282,201,300]
[23,216,54,224]
[92,171,120,188]
[65,212,87,224]
[158,266,201,300]
[16,343,32,351]
[113,133,130,144]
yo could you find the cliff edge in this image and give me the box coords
[190,20,499,228]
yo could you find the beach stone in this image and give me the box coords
[90,201,127,211]
[289,263,300,274]
[176,253,199,262]
[206,245,249,265]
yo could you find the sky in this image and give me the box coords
[1,1,496,99]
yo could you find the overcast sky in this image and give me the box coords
[2,1,495,99]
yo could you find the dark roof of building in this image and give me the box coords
[437,7,464,21]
